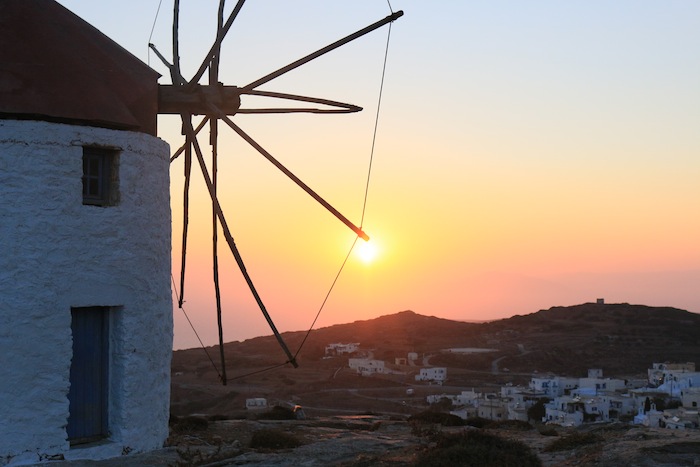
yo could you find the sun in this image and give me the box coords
[356,240,379,264]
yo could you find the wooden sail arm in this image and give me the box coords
[240,89,362,113]
[160,85,361,116]
[206,102,369,241]
[171,117,209,162]
[242,10,404,91]
[236,108,358,114]
[237,89,362,114]
[148,43,186,85]
[182,117,299,368]
[185,0,247,89]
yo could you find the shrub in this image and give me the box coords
[527,398,550,422]
[414,430,542,467]
[408,411,465,427]
[256,405,296,420]
[170,415,209,433]
[464,416,490,428]
[537,425,559,436]
[485,420,533,431]
[207,414,230,421]
[250,428,302,450]
[543,432,601,452]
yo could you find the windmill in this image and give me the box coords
[149,1,403,384]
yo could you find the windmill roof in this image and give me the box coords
[0,0,160,135]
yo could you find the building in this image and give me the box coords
[245,398,269,411]
[325,343,360,356]
[681,387,700,410]
[544,396,586,426]
[529,375,578,398]
[1,1,171,464]
[648,362,696,387]
[647,362,700,398]
[416,367,447,383]
[500,385,544,422]
[477,397,508,421]
[427,390,479,407]
[348,358,385,376]
[577,375,626,396]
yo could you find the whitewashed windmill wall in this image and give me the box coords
[0,1,172,464]
[0,122,172,464]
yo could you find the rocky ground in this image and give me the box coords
[59,416,700,467]
[60,307,700,466]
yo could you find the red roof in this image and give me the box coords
[0,0,160,135]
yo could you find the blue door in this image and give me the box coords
[67,307,109,444]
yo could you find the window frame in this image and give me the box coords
[82,146,120,206]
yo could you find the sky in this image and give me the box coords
[58,1,700,351]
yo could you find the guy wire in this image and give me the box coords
[171,273,224,382]
[147,0,165,66]
[294,17,395,357]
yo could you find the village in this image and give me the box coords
[319,343,700,431]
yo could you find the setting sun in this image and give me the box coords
[356,239,379,264]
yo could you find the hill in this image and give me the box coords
[170,303,700,416]
[178,303,700,375]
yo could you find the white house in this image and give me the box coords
[633,403,664,428]
[500,385,543,422]
[477,397,508,421]
[544,396,586,426]
[647,362,700,396]
[348,358,385,375]
[681,387,700,410]
[325,343,360,356]
[245,398,269,411]
[656,373,700,398]
[1,2,171,464]
[545,391,637,427]
[577,376,626,396]
[648,362,696,386]
[416,367,447,383]
[427,390,479,407]
[529,375,578,398]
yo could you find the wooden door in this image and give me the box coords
[67,307,109,444]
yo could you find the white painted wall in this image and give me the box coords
[0,120,172,465]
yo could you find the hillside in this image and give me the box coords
[471,302,700,376]
[170,303,700,417]
[178,303,699,375]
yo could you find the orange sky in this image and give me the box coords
[59,1,700,350]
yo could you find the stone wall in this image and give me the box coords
[0,120,172,465]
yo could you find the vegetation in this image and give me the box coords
[169,415,209,433]
[173,445,224,467]
[463,417,490,428]
[414,430,542,467]
[537,425,559,436]
[527,398,550,422]
[408,410,465,427]
[543,432,602,452]
[484,420,533,431]
[250,428,303,450]
[255,405,297,420]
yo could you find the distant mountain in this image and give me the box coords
[175,304,700,379]
[472,302,700,376]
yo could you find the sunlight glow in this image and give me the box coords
[356,240,379,264]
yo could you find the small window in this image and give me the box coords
[82,147,119,206]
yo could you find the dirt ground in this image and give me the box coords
[56,416,700,467]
